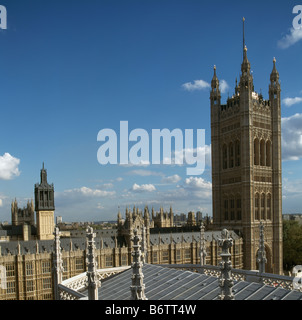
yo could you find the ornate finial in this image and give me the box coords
[257,222,267,274]
[86,226,100,300]
[130,229,147,300]
[200,223,207,267]
[218,229,235,300]
[242,17,246,56]
[141,225,147,264]
[53,227,64,300]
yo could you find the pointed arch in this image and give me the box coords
[254,138,259,165]
[266,140,271,167]
[260,139,266,166]
[254,193,260,220]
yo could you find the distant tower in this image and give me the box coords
[210,19,283,274]
[34,163,55,240]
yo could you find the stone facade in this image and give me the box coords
[0,219,244,300]
[210,39,283,274]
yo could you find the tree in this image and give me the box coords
[283,220,302,271]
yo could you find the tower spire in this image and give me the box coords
[243,17,245,59]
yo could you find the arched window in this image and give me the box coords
[266,141,271,167]
[235,140,241,167]
[224,199,229,221]
[254,139,259,165]
[222,144,228,170]
[236,197,242,220]
[230,198,235,220]
[229,142,234,168]
[255,193,259,220]
[261,193,265,220]
[267,194,271,220]
[260,140,266,166]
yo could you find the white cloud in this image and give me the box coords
[219,80,229,94]
[119,160,150,167]
[0,199,3,207]
[62,186,116,198]
[182,80,210,91]
[127,169,163,177]
[161,174,182,184]
[131,183,156,192]
[283,97,302,107]
[0,153,21,180]
[185,177,212,191]
[173,144,211,167]
[182,79,229,94]
[282,113,302,161]
[278,27,302,49]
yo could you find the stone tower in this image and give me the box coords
[34,163,55,240]
[210,20,283,274]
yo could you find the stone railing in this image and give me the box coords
[158,264,300,292]
[58,266,131,300]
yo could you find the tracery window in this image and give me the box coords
[255,193,260,220]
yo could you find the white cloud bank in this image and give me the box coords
[278,27,302,49]
[283,97,302,107]
[282,113,302,161]
[0,153,21,180]
[61,186,116,198]
[161,174,182,184]
[132,183,156,192]
[182,79,229,94]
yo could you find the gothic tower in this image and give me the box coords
[34,163,55,240]
[210,20,283,274]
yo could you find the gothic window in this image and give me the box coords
[153,251,158,263]
[222,144,228,169]
[184,249,191,262]
[42,261,51,274]
[255,193,259,220]
[26,262,33,276]
[176,250,181,261]
[266,140,271,167]
[260,140,266,166]
[121,254,128,266]
[267,194,271,220]
[105,255,113,267]
[254,139,259,165]
[229,142,234,168]
[224,199,229,221]
[26,280,34,292]
[5,264,15,277]
[75,258,84,271]
[230,198,235,220]
[162,250,169,263]
[235,140,241,167]
[236,198,242,221]
[261,193,265,220]
[42,278,52,290]
[6,282,16,294]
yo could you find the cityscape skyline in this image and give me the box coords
[0,0,302,222]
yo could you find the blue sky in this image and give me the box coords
[0,0,302,222]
